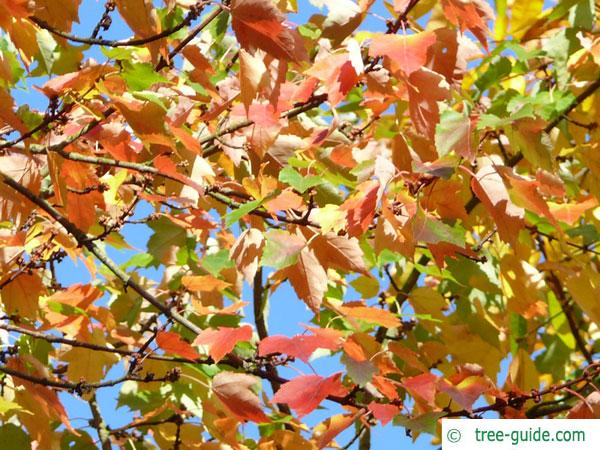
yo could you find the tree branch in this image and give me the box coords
[88,393,112,450]
[30,10,196,48]
[508,77,600,166]
[537,236,593,363]
[0,169,203,335]
[0,363,177,393]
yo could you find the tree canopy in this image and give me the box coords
[0,0,599,448]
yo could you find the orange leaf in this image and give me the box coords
[281,247,328,313]
[438,375,493,411]
[470,159,525,244]
[39,65,116,97]
[368,402,401,426]
[194,325,253,362]
[7,358,78,435]
[567,392,600,419]
[231,0,306,62]
[264,189,304,213]
[259,329,343,363]
[272,373,345,416]
[402,372,438,407]
[441,0,494,49]
[114,0,163,61]
[306,53,361,106]
[368,31,436,76]
[230,228,265,283]
[407,68,451,138]
[314,412,360,449]
[338,304,401,329]
[181,275,231,292]
[341,180,379,237]
[549,197,598,225]
[306,230,370,276]
[156,331,200,361]
[212,371,270,422]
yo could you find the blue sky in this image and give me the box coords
[6,0,514,447]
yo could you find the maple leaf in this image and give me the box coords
[441,0,494,49]
[314,412,360,449]
[194,325,253,362]
[7,358,78,435]
[271,373,345,417]
[231,0,306,62]
[181,275,230,292]
[341,179,379,237]
[306,48,362,106]
[549,197,598,225]
[39,65,116,97]
[402,373,438,407]
[230,228,265,283]
[305,230,370,276]
[259,328,343,363]
[239,48,268,110]
[33,0,81,32]
[369,31,437,77]
[62,331,119,383]
[407,68,451,139]
[212,371,270,422]
[338,304,401,329]
[469,158,525,244]
[281,247,328,313]
[1,272,44,319]
[114,0,163,61]
[156,331,200,361]
[567,392,600,419]
[368,402,401,426]
[438,375,494,411]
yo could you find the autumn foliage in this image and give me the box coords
[0,0,599,448]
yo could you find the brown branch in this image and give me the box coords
[529,226,600,256]
[88,393,112,450]
[537,236,593,363]
[90,1,115,39]
[30,4,201,48]
[108,414,180,435]
[0,322,245,368]
[444,362,600,418]
[0,169,203,335]
[155,6,225,71]
[508,77,600,167]
[0,363,176,393]
[253,267,292,415]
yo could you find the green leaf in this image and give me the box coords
[547,291,575,349]
[202,249,235,276]
[35,29,58,74]
[124,252,154,269]
[435,108,473,158]
[394,412,445,435]
[278,166,323,194]
[121,62,169,91]
[0,424,31,450]
[46,301,87,317]
[261,229,305,269]
[147,217,188,265]
[569,0,594,30]
[412,209,465,247]
[475,57,512,94]
[225,199,262,227]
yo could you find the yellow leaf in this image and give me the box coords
[510,0,544,39]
